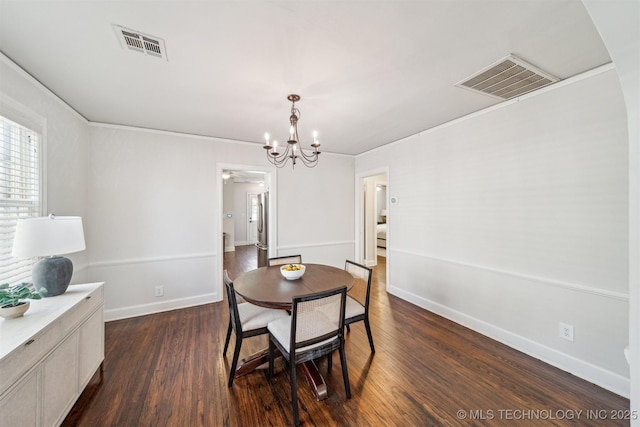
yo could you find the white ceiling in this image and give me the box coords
[0,1,610,156]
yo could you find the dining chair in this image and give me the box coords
[267,254,302,266]
[344,260,375,353]
[267,286,351,427]
[222,270,289,387]
[224,271,245,303]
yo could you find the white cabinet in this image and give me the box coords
[78,308,104,390]
[0,283,104,427]
[42,334,79,427]
[0,372,38,427]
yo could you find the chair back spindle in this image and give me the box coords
[267,255,302,266]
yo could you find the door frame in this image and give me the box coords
[355,166,389,290]
[217,162,277,301]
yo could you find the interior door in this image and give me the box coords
[247,193,259,244]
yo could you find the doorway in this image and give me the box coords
[356,167,389,291]
[218,164,276,295]
[356,169,388,260]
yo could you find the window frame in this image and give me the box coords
[0,94,46,284]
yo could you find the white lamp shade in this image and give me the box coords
[12,216,86,257]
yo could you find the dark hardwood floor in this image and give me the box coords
[64,246,629,426]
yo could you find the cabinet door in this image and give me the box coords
[0,371,38,427]
[78,307,104,389]
[42,333,78,427]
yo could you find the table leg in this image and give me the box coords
[234,349,328,401]
[300,360,328,400]
[235,348,277,377]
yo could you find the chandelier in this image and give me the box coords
[263,94,321,168]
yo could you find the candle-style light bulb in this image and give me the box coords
[264,132,270,144]
[311,130,320,148]
[289,126,295,140]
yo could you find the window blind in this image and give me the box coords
[0,115,40,284]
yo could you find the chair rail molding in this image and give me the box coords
[393,248,628,301]
[88,252,216,269]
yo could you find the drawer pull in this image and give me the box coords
[85,296,91,300]
[25,339,35,346]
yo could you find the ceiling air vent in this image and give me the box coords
[113,25,167,61]
[456,54,558,100]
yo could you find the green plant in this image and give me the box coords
[0,283,43,308]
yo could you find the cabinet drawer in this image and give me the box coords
[0,323,62,395]
[60,286,104,336]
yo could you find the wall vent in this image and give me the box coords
[113,25,167,61]
[456,54,558,100]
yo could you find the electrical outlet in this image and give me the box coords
[155,285,164,297]
[559,322,574,342]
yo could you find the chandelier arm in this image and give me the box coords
[297,156,319,168]
[266,154,291,168]
[267,141,294,167]
[295,149,319,167]
[296,147,320,162]
[266,154,290,168]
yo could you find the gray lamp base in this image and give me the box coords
[32,256,73,297]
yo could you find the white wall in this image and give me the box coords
[86,125,223,319]
[274,155,355,265]
[356,67,630,396]
[583,0,640,420]
[85,124,354,320]
[0,54,89,283]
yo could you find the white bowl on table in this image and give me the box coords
[280,264,306,280]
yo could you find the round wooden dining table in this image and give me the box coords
[232,263,355,401]
[234,263,355,309]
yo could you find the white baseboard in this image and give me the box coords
[104,293,218,322]
[388,284,630,398]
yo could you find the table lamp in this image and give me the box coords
[12,214,86,297]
